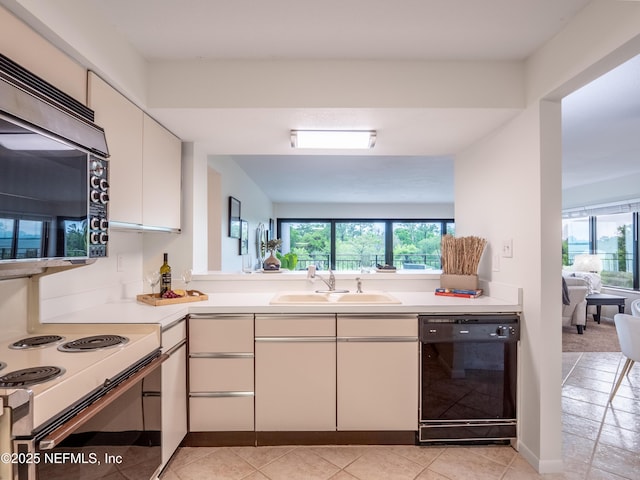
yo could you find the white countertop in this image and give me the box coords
[43,291,521,329]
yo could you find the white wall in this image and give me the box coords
[207,155,274,272]
[454,1,640,472]
[456,100,562,472]
[274,202,453,219]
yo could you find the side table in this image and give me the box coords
[585,293,626,324]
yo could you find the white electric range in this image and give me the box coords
[0,323,160,430]
[0,323,162,480]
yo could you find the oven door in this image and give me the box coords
[14,352,165,480]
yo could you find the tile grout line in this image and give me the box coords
[562,351,584,387]
[578,352,625,480]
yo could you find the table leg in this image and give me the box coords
[618,304,625,314]
[595,306,602,324]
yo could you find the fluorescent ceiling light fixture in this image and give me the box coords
[291,130,376,149]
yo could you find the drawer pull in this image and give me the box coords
[337,336,417,343]
[190,391,254,398]
[190,352,254,359]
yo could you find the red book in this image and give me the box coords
[434,291,482,299]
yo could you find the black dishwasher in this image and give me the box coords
[418,313,520,445]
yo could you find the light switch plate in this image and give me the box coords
[502,239,513,258]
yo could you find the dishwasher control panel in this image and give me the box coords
[419,314,520,343]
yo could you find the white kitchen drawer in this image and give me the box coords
[255,314,335,337]
[189,396,254,432]
[189,357,254,392]
[162,318,187,352]
[189,316,253,353]
[337,315,417,337]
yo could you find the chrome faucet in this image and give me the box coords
[308,267,347,293]
[315,269,336,291]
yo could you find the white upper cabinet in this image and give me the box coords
[87,72,181,231]
[0,7,86,103]
[88,72,144,225]
[142,114,181,230]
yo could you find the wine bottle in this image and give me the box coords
[159,253,172,296]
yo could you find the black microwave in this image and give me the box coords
[0,56,110,270]
[0,114,109,264]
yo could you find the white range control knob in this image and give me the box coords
[99,192,109,204]
[90,232,100,244]
[90,217,101,230]
[90,190,101,203]
[100,219,109,230]
[99,232,109,244]
[99,178,109,191]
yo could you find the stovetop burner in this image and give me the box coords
[58,335,129,352]
[0,366,66,387]
[9,335,66,350]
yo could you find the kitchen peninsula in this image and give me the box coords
[40,272,522,328]
[38,272,521,452]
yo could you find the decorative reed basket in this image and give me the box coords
[440,235,487,290]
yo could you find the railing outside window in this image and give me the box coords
[278,219,454,271]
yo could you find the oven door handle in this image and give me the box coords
[38,353,167,450]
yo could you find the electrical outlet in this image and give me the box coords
[502,239,513,258]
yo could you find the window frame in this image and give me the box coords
[563,212,639,291]
[277,218,454,271]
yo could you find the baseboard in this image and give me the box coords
[517,440,564,474]
[182,431,255,447]
[182,431,416,447]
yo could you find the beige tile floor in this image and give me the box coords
[161,352,639,480]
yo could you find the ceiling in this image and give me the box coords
[83,0,639,204]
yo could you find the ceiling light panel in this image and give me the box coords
[291,130,376,149]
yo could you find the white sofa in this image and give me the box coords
[562,276,588,334]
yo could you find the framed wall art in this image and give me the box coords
[229,196,241,238]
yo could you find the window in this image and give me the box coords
[279,221,331,270]
[392,222,443,270]
[0,218,46,259]
[562,217,590,265]
[64,219,87,257]
[562,211,639,290]
[0,218,15,259]
[16,220,43,258]
[278,218,454,271]
[596,213,633,288]
[335,221,385,270]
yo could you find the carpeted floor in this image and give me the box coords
[562,317,621,352]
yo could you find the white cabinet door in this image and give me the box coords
[142,114,181,230]
[337,340,418,430]
[162,343,187,464]
[255,313,335,431]
[87,72,144,224]
[337,315,418,431]
[255,339,336,431]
